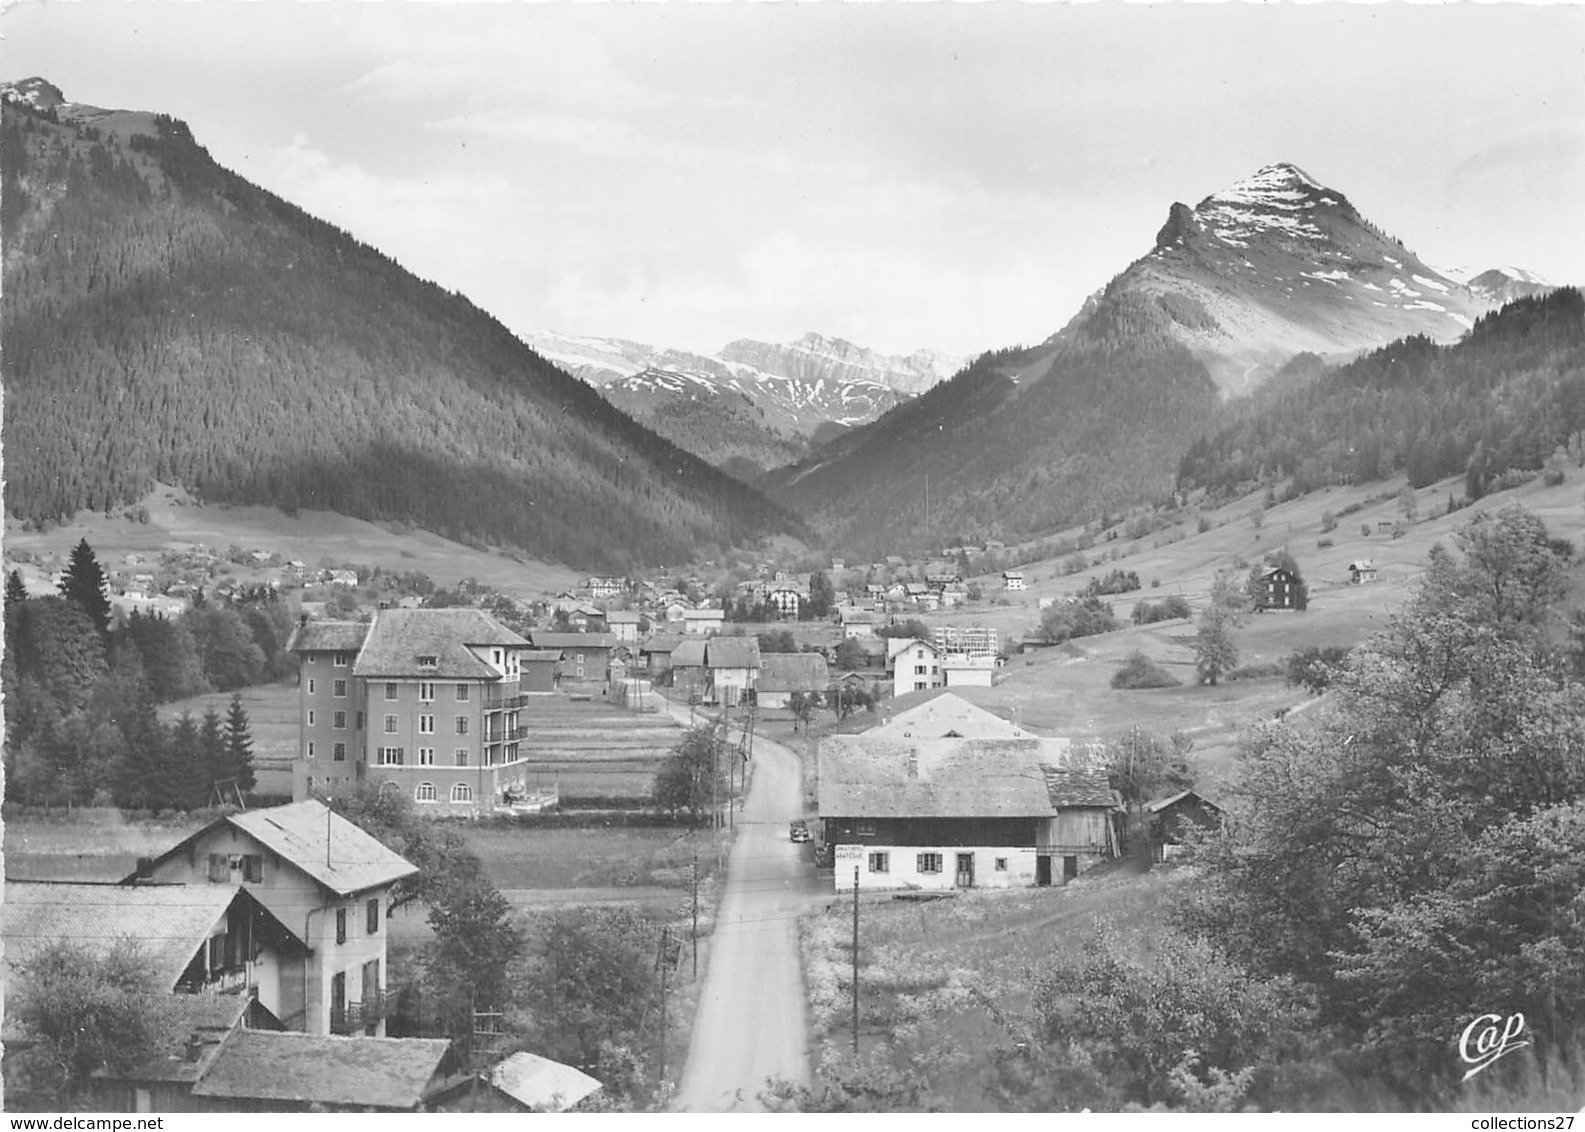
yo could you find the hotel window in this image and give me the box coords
[333,710,346,729]
[494,649,502,665]
[385,683,398,701]
[456,716,469,735]
[856,820,876,837]
[419,682,435,702]
[417,655,438,670]
[418,747,435,765]
[378,747,405,766]
[367,898,380,935]
[917,853,943,875]
[333,679,347,698]
[451,783,473,803]
[356,712,365,730]
[307,710,315,726]
[868,852,889,874]
[333,742,347,762]
[415,782,437,803]
[995,857,1008,872]
[307,654,318,665]
[307,678,316,694]
[419,715,435,735]
[384,715,398,734]
[456,684,469,702]
[335,908,347,945]
[308,742,316,758]
[333,653,349,667]
[455,748,469,767]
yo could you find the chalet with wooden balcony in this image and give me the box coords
[2,882,308,1033]
[128,800,418,1037]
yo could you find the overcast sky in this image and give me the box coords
[4,2,1583,358]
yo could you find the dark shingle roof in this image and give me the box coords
[2,882,238,990]
[758,653,830,692]
[706,637,761,670]
[1041,763,1118,808]
[189,1031,454,1109]
[518,648,564,662]
[817,736,1074,819]
[641,633,686,654]
[353,609,528,679]
[287,620,369,653]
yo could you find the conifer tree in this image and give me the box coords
[164,712,204,811]
[198,707,227,804]
[222,693,256,794]
[6,569,28,609]
[58,539,112,635]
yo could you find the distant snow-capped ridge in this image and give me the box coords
[1055,160,1553,394]
[522,329,964,435]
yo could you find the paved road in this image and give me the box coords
[672,703,823,1111]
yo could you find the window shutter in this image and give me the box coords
[207,854,227,882]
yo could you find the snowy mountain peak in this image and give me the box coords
[1210,162,1330,206]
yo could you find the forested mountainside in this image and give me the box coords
[1176,288,1585,501]
[0,85,802,570]
[762,294,1223,558]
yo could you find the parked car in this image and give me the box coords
[789,819,811,843]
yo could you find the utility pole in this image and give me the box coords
[852,866,860,1052]
[657,926,671,1083]
[691,854,699,979]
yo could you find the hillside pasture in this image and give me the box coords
[158,679,300,798]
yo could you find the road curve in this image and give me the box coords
[671,706,821,1111]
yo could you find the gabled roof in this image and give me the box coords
[706,637,762,670]
[518,648,564,662]
[1145,788,1222,814]
[136,801,417,899]
[1349,559,1376,571]
[531,632,616,650]
[353,609,528,679]
[818,736,1077,819]
[840,608,876,623]
[604,610,643,624]
[867,692,1029,740]
[758,653,830,692]
[887,636,935,662]
[101,995,251,1085]
[2,882,242,990]
[287,620,370,653]
[189,1031,454,1110]
[681,608,724,620]
[485,1052,602,1112]
[1040,763,1117,808]
[640,633,686,654]
[671,639,708,667]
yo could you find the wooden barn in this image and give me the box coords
[1145,788,1225,864]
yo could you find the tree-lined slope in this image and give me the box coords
[0,80,802,570]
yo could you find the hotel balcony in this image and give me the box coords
[330,992,387,1035]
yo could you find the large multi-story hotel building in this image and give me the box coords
[287,608,534,813]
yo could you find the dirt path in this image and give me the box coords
[669,701,823,1111]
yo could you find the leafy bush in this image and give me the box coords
[1285,645,1351,694]
[1084,568,1141,597]
[1111,650,1180,689]
[1132,595,1192,625]
[1225,661,1284,682]
[1039,596,1118,643]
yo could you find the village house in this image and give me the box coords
[434,1051,603,1113]
[819,736,1119,891]
[705,636,762,705]
[289,609,536,812]
[1253,565,1299,610]
[584,575,627,600]
[517,647,562,693]
[767,585,804,619]
[670,637,710,699]
[1145,788,1225,865]
[530,630,616,685]
[1349,559,1378,584]
[681,607,726,636]
[940,584,968,608]
[1002,570,1026,591]
[868,691,1030,740]
[888,637,943,697]
[603,609,643,643]
[840,607,877,638]
[638,632,685,674]
[128,800,417,1037]
[756,652,831,709]
[3,882,308,1034]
